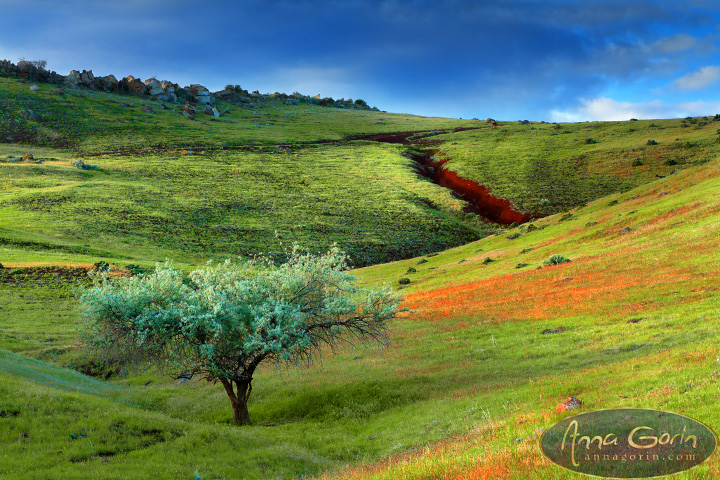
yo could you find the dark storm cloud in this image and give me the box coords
[1,0,718,118]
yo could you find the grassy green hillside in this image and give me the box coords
[2,74,720,479]
[2,147,719,480]
[431,117,720,215]
[0,78,475,152]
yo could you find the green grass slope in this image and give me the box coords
[1,77,501,267]
[3,74,720,479]
[1,152,719,479]
[430,117,720,215]
[0,77,475,153]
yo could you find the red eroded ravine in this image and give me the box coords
[429,156,539,224]
[361,129,543,225]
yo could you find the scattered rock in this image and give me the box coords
[71,159,99,170]
[556,396,582,413]
[182,104,196,120]
[145,78,164,96]
[22,154,33,160]
[141,105,155,114]
[29,85,39,92]
[20,109,36,121]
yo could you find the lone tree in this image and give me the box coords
[78,246,401,424]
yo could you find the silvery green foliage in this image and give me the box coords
[79,246,401,382]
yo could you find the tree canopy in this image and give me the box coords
[78,246,401,424]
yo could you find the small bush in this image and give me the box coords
[647,139,658,145]
[520,248,533,254]
[608,200,619,206]
[125,264,148,276]
[543,254,571,267]
[559,213,573,222]
[632,159,643,167]
[405,267,417,274]
[629,118,638,121]
[398,278,411,285]
[482,257,494,265]
[585,221,598,227]
[585,138,597,144]
[525,224,537,232]
[93,261,110,272]
[664,159,678,166]
[515,263,529,269]
[506,232,521,240]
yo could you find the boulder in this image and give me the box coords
[78,70,96,89]
[29,85,39,92]
[122,76,147,95]
[556,396,582,413]
[142,105,155,114]
[148,84,164,96]
[182,104,196,120]
[154,93,172,102]
[65,70,81,85]
[100,75,118,92]
[160,81,175,93]
[145,78,164,96]
[20,109,36,121]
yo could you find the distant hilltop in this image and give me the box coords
[0,59,376,111]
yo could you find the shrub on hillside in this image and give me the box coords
[647,139,658,145]
[543,254,571,267]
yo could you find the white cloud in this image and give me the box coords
[550,97,720,122]
[671,66,720,91]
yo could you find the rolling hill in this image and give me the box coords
[1,68,719,479]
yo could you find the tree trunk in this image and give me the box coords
[220,377,252,425]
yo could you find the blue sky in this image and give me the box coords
[1,0,720,121]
